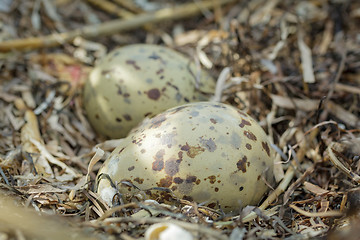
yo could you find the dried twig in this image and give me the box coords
[289,204,343,218]
[0,0,236,52]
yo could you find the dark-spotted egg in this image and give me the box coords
[83,44,214,138]
[96,102,274,212]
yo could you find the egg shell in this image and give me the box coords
[83,44,215,138]
[96,102,274,212]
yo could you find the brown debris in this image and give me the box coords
[0,0,359,239]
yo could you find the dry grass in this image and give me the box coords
[0,0,359,239]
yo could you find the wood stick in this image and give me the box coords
[0,0,236,52]
[86,0,136,18]
[0,194,96,240]
[112,0,143,14]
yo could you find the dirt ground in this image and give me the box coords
[0,0,359,239]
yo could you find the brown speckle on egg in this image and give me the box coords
[156,68,164,75]
[185,176,197,183]
[157,175,172,187]
[149,114,167,129]
[262,141,271,157]
[164,157,180,176]
[123,114,132,121]
[239,119,251,128]
[207,175,216,184]
[134,177,144,184]
[173,177,184,184]
[237,110,248,117]
[200,137,217,152]
[181,143,205,158]
[125,59,140,70]
[152,149,165,171]
[147,88,161,100]
[237,156,247,173]
[244,131,257,141]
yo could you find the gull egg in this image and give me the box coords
[96,102,274,212]
[83,44,214,138]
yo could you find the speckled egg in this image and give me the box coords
[83,44,215,138]
[96,102,274,212]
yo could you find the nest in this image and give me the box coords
[0,0,359,239]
